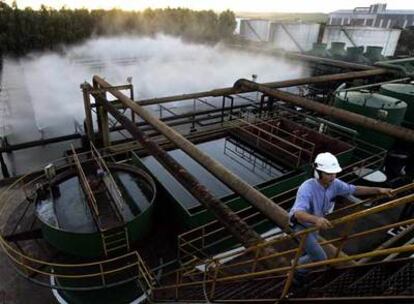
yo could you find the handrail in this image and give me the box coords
[177,147,388,261]
[71,145,100,216]
[179,141,388,255]
[90,142,125,214]
[159,188,414,295]
[154,244,414,292]
[225,117,312,167]
[0,155,156,291]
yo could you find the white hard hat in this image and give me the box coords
[314,152,342,174]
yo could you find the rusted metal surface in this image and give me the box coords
[91,76,352,262]
[138,69,389,106]
[92,75,292,231]
[86,83,272,255]
[234,79,414,143]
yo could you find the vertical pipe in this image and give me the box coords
[81,83,95,143]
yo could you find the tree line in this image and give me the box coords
[0,1,236,56]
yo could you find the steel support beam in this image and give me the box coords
[87,84,279,260]
[234,79,414,143]
[92,75,351,263]
[93,75,292,230]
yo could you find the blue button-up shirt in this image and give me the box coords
[289,178,356,225]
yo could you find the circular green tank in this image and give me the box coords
[335,91,407,148]
[36,163,157,257]
[307,43,330,58]
[364,46,385,64]
[329,42,347,60]
[379,84,414,128]
[345,46,371,64]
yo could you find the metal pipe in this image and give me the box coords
[234,79,414,143]
[138,69,389,106]
[0,134,82,153]
[92,75,292,230]
[88,83,276,256]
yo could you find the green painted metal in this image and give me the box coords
[335,91,407,148]
[307,43,331,58]
[375,57,414,77]
[38,166,157,257]
[180,171,308,228]
[380,83,414,127]
[56,278,141,304]
[39,202,154,257]
[364,46,385,64]
[329,42,347,60]
[346,46,371,64]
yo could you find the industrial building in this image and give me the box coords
[329,3,414,29]
[322,26,401,56]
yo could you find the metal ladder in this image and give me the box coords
[101,226,130,256]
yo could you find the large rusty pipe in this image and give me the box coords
[89,83,267,251]
[92,76,351,262]
[93,75,291,230]
[138,69,389,106]
[234,79,414,143]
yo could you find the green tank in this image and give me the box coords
[36,164,157,257]
[379,84,414,128]
[329,42,347,60]
[364,46,386,64]
[335,91,407,148]
[307,43,330,58]
[345,46,371,64]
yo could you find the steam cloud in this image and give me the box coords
[2,34,307,140]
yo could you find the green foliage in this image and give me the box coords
[0,2,237,56]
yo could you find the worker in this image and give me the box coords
[289,152,392,286]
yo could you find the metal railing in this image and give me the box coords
[158,185,414,302]
[71,145,100,216]
[177,147,390,264]
[90,142,124,213]
[0,153,156,292]
[225,116,315,168]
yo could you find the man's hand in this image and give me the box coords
[315,217,333,230]
[378,188,393,197]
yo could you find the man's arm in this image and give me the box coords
[294,211,333,230]
[354,186,392,196]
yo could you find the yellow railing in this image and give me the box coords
[0,155,156,292]
[157,188,414,301]
[90,142,125,213]
[71,145,100,216]
[225,116,315,168]
[177,150,392,263]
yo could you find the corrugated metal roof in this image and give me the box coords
[331,9,414,15]
[381,10,414,15]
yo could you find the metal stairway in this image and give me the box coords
[151,257,414,303]
[148,186,414,303]
[101,226,130,256]
[70,143,130,257]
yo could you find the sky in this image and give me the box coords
[5,0,414,13]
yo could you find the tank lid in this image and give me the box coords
[354,168,387,183]
[381,83,414,96]
[337,91,407,109]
